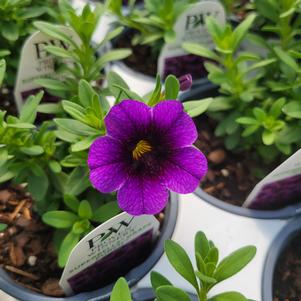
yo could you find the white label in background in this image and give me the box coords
[244,149,301,209]
[158,1,226,80]
[59,212,160,295]
[14,28,80,111]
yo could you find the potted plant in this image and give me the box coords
[263,215,301,301]
[109,230,257,301]
[0,0,60,115]
[105,0,224,96]
[0,4,209,295]
[180,1,301,219]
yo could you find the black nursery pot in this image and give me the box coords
[180,84,301,220]
[0,194,178,301]
[262,216,301,301]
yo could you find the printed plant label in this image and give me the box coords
[59,212,160,295]
[14,27,80,111]
[158,0,226,80]
[244,149,301,210]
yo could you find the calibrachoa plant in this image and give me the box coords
[109,231,257,301]
[34,0,131,98]
[183,3,301,163]
[88,99,207,215]
[108,0,199,55]
[0,0,59,86]
[0,36,206,268]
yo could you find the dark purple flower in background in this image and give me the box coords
[88,100,207,216]
[179,74,193,91]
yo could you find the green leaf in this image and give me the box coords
[20,145,44,156]
[214,246,256,282]
[195,231,210,260]
[54,118,101,136]
[38,103,63,114]
[72,219,90,234]
[78,200,92,219]
[34,21,77,48]
[165,240,199,291]
[236,117,258,125]
[274,47,299,72]
[42,211,78,228]
[0,59,6,86]
[19,91,44,123]
[262,130,276,145]
[206,247,219,266]
[64,195,80,213]
[78,79,95,107]
[150,271,172,290]
[44,45,73,59]
[232,13,256,51]
[94,49,132,70]
[7,123,35,129]
[27,166,48,201]
[195,271,217,284]
[182,42,219,61]
[58,231,80,267]
[92,201,121,223]
[156,286,191,301]
[110,277,132,301]
[49,160,62,173]
[35,78,68,91]
[148,75,162,106]
[1,23,19,41]
[184,98,212,117]
[62,100,86,123]
[283,101,301,119]
[64,167,90,196]
[71,137,95,152]
[196,253,207,274]
[208,291,248,301]
[0,223,7,231]
[164,75,179,100]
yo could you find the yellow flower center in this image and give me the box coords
[132,140,152,160]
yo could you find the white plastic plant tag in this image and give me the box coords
[244,149,301,210]
[59,212,160,295]
[14,27,80,111]
[158,0,226,80]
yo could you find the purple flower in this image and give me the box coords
[88,100,207,216]
[179,74,193,91]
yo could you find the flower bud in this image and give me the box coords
[179,74,193,91]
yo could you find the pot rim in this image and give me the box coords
[194,188,301,219]
[0,193,178,301]
[262,216,301,301]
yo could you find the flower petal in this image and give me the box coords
[87,136,124,170]
[152,100,197,148]
[88,136,128,192]
[89,162,128,193]
[117,176,168,215]
[105,99,151,141]
[163,147,207,193]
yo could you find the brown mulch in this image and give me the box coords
[0,186,64,297]
[273,233,301,301]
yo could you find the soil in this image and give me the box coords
[0,185,165,297]
[194,116,277,207]
[0,87,18,117]
[0,185,64,296]
[273,232,301,301]
[114,30,158,77]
